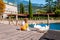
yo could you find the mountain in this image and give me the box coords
[17,1,29,5]
[17,1,43,7]
[5,0,44,7]
[17,1,44,13]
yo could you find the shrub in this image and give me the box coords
[55,9,60,15]
[37,10,46,14]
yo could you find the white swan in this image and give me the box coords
[39,25,49,31]
[33,22,49,31]
[33,22,41,28]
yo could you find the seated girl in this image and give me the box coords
[20,18,30,31]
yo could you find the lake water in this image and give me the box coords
[29,23,60,30]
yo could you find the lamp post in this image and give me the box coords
[16,12,18,26]
[47,14,50,26]
[14,0,18,26]
[9,11,12,24]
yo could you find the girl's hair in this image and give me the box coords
[24,18,28,23]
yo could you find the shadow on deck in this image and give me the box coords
[39,30,60,40]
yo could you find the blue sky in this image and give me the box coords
[24,0,56,4]
[24,0,46,4]
[4,0,56,5]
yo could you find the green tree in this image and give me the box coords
[29,0,33,18]
[46,0,53,13]
[52,1,57,12]
[56,0,60,9]
[20,3,24,14]
[55,9,60,15]
[0,0,5,19]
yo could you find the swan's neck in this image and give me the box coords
[34,23,36,25]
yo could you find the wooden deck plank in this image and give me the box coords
[5,31,32,40]
[0,24,45,40]
[24,32,44,40]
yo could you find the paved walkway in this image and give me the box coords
[0,20,60,25]
[0,24,44,40]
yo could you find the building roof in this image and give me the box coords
[7,13,55,17]
[7,14,27,16]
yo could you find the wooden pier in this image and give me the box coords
[0,24,44,40]
[0,23,60,40]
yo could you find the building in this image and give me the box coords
[3,0,18,18]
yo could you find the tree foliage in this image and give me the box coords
[29,0,33,18]
[54,0,60,15]
[56,0,60,9]
[45,0,53,13]
[20,3,25,14]
[0,0,5,15]
[55,9,60,15]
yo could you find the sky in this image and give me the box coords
[24,0,46,4]
[4,0,56,5]
[24,0,56,4]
